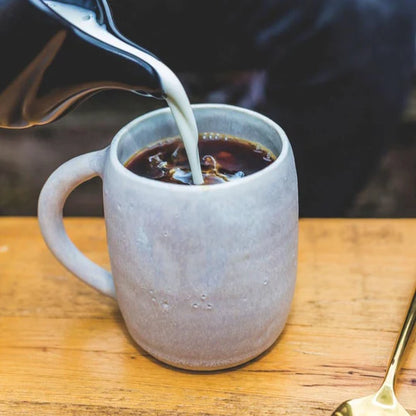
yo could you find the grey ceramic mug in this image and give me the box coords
[38,104,298,371]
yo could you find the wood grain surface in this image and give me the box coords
[0,218,415,415]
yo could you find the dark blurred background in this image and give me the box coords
[1,77,415,217]
[0,0,415,217]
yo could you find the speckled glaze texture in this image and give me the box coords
[38,104,298,371]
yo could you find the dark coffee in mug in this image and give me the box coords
[125,133,277,185]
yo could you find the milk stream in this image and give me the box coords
[45,1,204,185]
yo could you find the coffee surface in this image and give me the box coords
[125,133,277,185]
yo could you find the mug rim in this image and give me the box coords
[109,103,291,192]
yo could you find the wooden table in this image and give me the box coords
[1,218,415,415]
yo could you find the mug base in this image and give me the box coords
[137,333,281,372]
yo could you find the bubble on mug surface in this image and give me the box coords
[192,303,199,309]
[201,294,207,301]
[135,234,148,246]
[162,301,170,311]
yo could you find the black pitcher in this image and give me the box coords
[0,0,164,128]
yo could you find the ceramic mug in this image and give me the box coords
[38,104,298,370]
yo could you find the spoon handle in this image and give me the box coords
[383,288,416,389]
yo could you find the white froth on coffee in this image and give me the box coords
[45,0,204,185]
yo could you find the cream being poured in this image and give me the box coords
[44,0,204,185]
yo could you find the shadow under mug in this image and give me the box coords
[38,104,298,371]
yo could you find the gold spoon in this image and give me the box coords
[331,289,416,416]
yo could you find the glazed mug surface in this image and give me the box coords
[38,104,298,370]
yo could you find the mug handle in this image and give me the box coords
[38,148,116,299]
